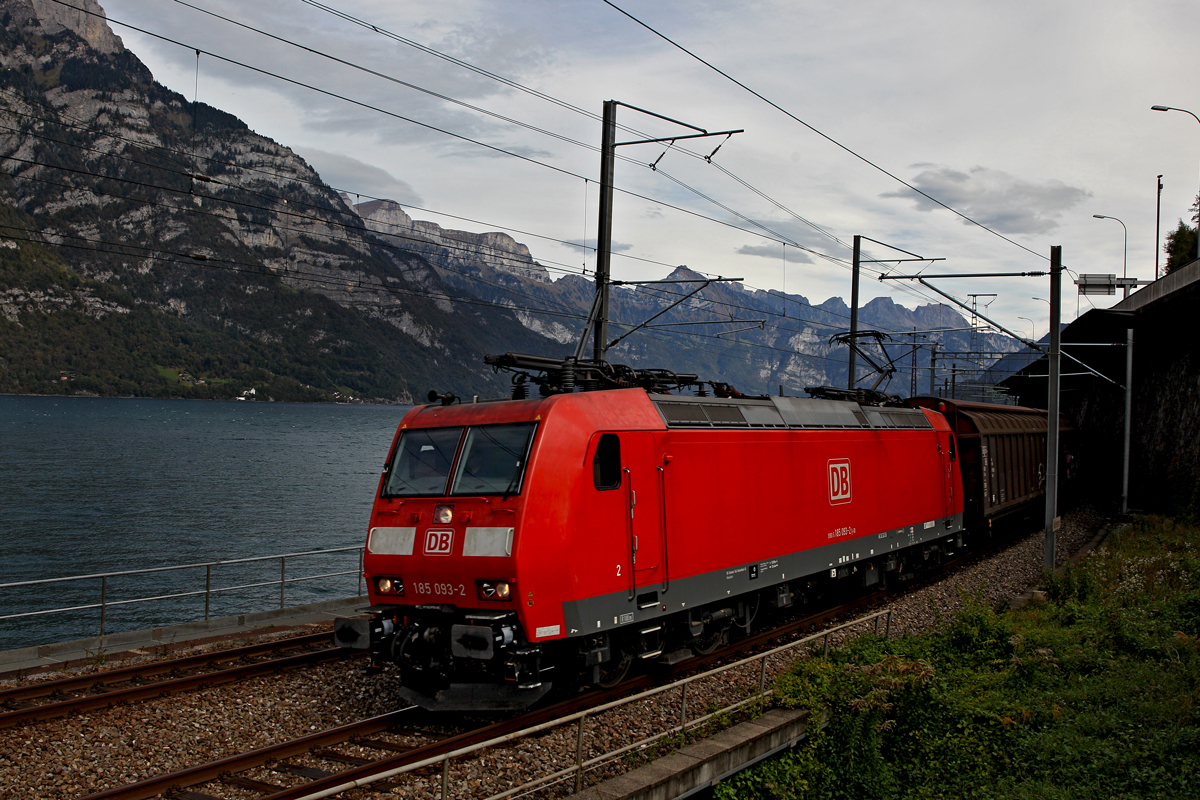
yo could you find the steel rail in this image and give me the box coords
[1,631,329,700]
[0,633,355,728]
[79,709,421,800]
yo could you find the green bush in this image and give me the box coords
[721,517,1200,799]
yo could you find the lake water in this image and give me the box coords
[0,395,408,649]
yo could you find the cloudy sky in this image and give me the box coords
[98,0,1200,341]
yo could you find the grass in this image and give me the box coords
[718,516,1200,800]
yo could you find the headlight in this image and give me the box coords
[477,580,512,601]
[434,505,454,524]
[375,577,403,595]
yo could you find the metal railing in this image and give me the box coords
[295,608,892,800]
[0,546,364,638]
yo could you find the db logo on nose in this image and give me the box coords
[424,530,454,555]
[828,459,852,505]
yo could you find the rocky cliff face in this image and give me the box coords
[354,199,551,284]
[0,0,1016,401]
[0,0,567,399]
[20,0,122,53]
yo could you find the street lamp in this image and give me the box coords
[1018,316,1035,341]
[1151,104,1200,261]
[1093,214,1129,297]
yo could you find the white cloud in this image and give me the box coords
[295,148,423,205]
[882,165,1090,235]
[736,243,814,264]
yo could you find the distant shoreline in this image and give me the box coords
[0,391,412,406]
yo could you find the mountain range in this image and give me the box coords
[0,0,1018,403]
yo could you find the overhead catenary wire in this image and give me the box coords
[0,220,860,370]
[20,4,984,340]
[275,1,867,257]
[42,0,960,320]
[12,154,878,348]
[1,97,864,343]
[46,0,852,267]
[600,0,1052,264]
[1,137,872,339]
[285,0,1046,319]
[294,0,887,285]
[0,103,905,334]
[1,78,968,344]
[269,1,958,314]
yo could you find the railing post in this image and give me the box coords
[358,547,364,597]
[574,713,588,794]
[441,756,450,799]
[280,556,286,609]
[679,682,689,729]
[823,632,830,660]
[205,564,212,621]
[885,610,892,638]
[759,655,768,695]
[100,575,107,637]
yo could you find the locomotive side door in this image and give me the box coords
[623,433,662,577]
[588,432,661,595]
[941,430,956,518]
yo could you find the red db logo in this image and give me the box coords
[828,459,852,505]
[424,530,454,556]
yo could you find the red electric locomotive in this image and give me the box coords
[335,356,995,710]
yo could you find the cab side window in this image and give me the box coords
[593,433,621,490]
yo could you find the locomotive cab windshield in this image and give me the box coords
[382,422,537,498]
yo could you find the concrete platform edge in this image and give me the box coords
[567,708,816,800]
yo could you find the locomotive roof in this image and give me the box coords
[648,393,933,431]
[401,389,936,433]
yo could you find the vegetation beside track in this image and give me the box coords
[719,516,1200,800]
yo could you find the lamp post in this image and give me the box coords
[1093,214,1129,297]
[1156,174,1164,279]
[1018,316,1035,341]
[1152,105,1200,261]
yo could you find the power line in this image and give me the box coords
[600,0,1052,264]
[1,83,964,341]
[287,0,864,259]
[49,0,851,263]
[0,89,664,277]
[3,111,855,348]
[0,219,856,371]
[9,152,865,345]
[43,0,957,318]
[2,130,959,342]
[15,5,980,349]
[0,92,885,333]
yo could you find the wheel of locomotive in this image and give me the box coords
[595,647,634,688]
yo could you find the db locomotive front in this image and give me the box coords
[335,386,980,711]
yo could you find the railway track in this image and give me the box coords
[70,524,1037,800]
[0,631,358,729]
[78,601,888,800]
[78,664,708,800]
